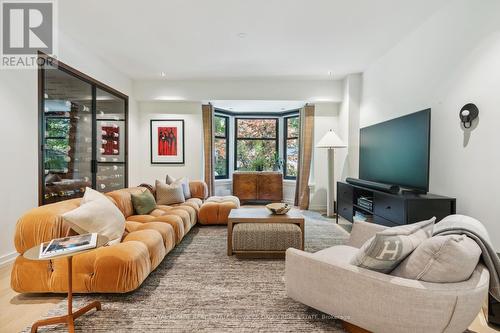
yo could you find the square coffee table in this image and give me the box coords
[227,207,305,257]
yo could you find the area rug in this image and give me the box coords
[24,211,350,332]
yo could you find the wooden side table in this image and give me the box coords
[23,235,109,333]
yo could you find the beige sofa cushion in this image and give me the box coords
[350,218,435,273]
[391,234,481,282]
[62,187,125,244]
[313,245,359,265]
[166,175,191,199]
[155,180,185,205]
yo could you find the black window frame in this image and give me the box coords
[234,117,279,172]
[283,114,299,180]
[214,114,229,179]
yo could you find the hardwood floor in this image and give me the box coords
[0,263,63,333]
[0,254,498,333]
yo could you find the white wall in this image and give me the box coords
[129,102,204,186]
[310,103,341,210]
[361,0,500,248]
[0,31,134,264]
[338,74,362,184]
[134,79,342,103]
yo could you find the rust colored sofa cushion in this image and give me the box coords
[11,241,151,293]
[12,180,208,294]
[189,180,208,200]
[198,196,240,225]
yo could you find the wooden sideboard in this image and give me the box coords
[233,172,283,204]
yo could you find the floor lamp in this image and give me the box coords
[316,130,347,217]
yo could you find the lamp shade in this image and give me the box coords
[316,129,347,148]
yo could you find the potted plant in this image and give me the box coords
[252,156,266,171]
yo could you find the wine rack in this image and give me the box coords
[40,59,128,205]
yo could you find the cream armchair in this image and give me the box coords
[285,221,489,333]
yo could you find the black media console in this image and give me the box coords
[336,181,456,226]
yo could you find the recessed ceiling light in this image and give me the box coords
[237,32,247,38]
[160,72,166,77]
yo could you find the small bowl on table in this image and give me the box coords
[266,203,291,215]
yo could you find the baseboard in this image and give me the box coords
[308,204,327,212]
[0,251,17,267]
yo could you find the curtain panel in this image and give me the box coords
[294,104,315,209]
[202,104,215,196]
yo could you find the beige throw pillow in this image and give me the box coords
[350,218,435,273]
[166,175,191,199]
[391,234,481,282]
[63,188,125,244]
[155,180,185,205]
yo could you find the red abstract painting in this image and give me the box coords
[158,127,177,156]
[102,126,119,155]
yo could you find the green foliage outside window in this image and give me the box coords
[285,116,300,178]
[214,115,228,178]
[45,119,70,171]
[236,118,277,172]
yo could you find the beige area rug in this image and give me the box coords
[23,211,350,332]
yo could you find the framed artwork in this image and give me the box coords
[96,120,125,162]
[150,119,185,164]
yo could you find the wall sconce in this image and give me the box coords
[459,103,479,128]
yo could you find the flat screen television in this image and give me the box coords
[359,109,431,193]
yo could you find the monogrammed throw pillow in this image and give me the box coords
[350,217,436,273]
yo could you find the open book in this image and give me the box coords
[39,233,97,259]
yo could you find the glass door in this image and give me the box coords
[42,65,93,204]
[39,54,128,205]
[95,88,127,192]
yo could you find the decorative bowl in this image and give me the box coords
[266,203,291,215]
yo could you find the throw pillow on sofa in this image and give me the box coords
[155,180,185,205]
[350,217,435,273]
[62,187,125,244]
[166,175,191,199]
[391,234,481,282]
[131,189,157,215]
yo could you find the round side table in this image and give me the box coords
[23,235,109,333]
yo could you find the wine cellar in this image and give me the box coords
[39,55,128,205]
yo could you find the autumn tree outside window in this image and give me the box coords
[284,116,299,179]
[235,118,278,172]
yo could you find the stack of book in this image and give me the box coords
[357,196,373,211]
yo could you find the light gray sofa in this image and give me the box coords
[285,221,490,333]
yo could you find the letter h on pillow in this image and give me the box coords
[350,218,436,273]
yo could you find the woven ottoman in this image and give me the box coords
[198,196,240,225]
[231,223,303,258]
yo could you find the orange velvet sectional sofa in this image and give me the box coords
[10,180,236,294]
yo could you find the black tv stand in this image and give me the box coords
[336,181,456,227]
[400,188,427,195]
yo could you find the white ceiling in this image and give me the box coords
[59,0,448,80]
